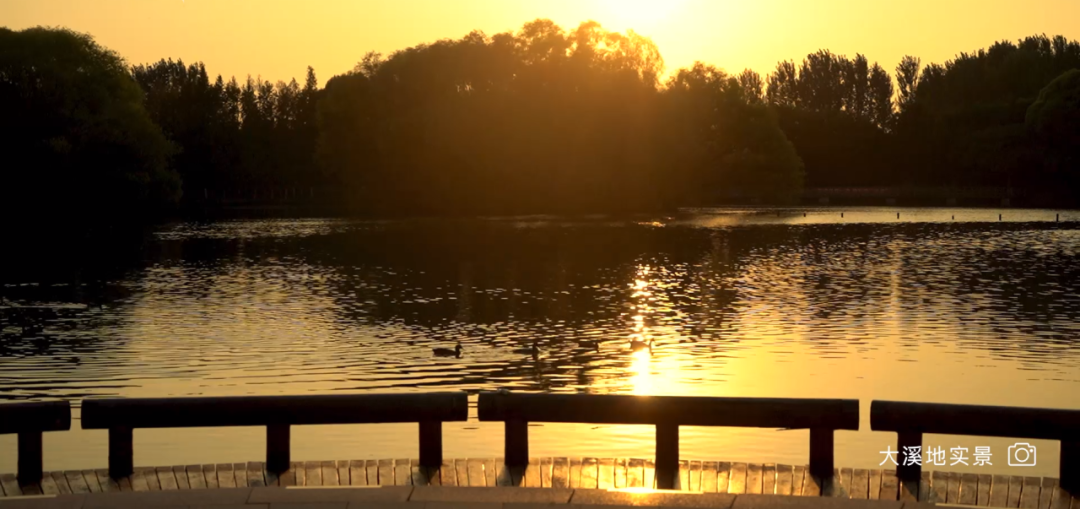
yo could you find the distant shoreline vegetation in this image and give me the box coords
[1,21,1079,229]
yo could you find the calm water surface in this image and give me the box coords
[2,207,1079,477]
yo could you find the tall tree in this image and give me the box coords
[766,60,799,107]
[868,63,894,129]
[736,69,765,103]
[840,54,870,118]
[895,55,921,113]
[796,50,846,113]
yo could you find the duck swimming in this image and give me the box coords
[576,339,601,352]
[21,322,44,337]
[433,343,462,357]
[629,339,654,352]
[512,341,540,356]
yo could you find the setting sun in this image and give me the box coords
[591,0,686,34]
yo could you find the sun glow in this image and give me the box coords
[592,0,684,34]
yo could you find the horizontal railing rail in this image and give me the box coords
[81,392,469,478]
[0,401,71,485]
[478,391,859,489]
[871,400,1079,490]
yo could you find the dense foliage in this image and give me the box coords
[2,23,1079,222]
[313,21,805,213]
[0,27,180,228]
[1026,68,1080,181]
[892,35,1080,189]
[130,60,320,193]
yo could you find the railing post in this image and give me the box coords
[505,419,528,466]
[266,424,290,473]
[1062,439,1078,491]
[109,426,134,479]
[809,428,834,479]
[896,431,922,481]
[655,423,679,490]
[419,421,442,467]
[16,431,43,485]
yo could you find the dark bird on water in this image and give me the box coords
[629,339,654,352]
[433,343,462,357]
[80,281,131,310]
[512,341,540,356]
[577,339,600,351]
[21,323,44,337]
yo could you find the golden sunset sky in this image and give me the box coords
[4,0,1079,86]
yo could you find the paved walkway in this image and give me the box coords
[0,485,946,509]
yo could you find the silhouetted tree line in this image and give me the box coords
[315,21,802,213]
[890,36,1080,190]
[130,60,320,194]
[3,24,1080,225]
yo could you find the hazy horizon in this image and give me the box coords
[4,0,1080,85]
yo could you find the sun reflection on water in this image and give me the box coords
[629,348,655,395]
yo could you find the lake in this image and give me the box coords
[1,207,1078,478]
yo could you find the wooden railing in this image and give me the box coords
[6,395,1076,493]
[871,401,1080,490]
[0,401,71,485]
[477,391,859,489]
[80,393,469,478]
